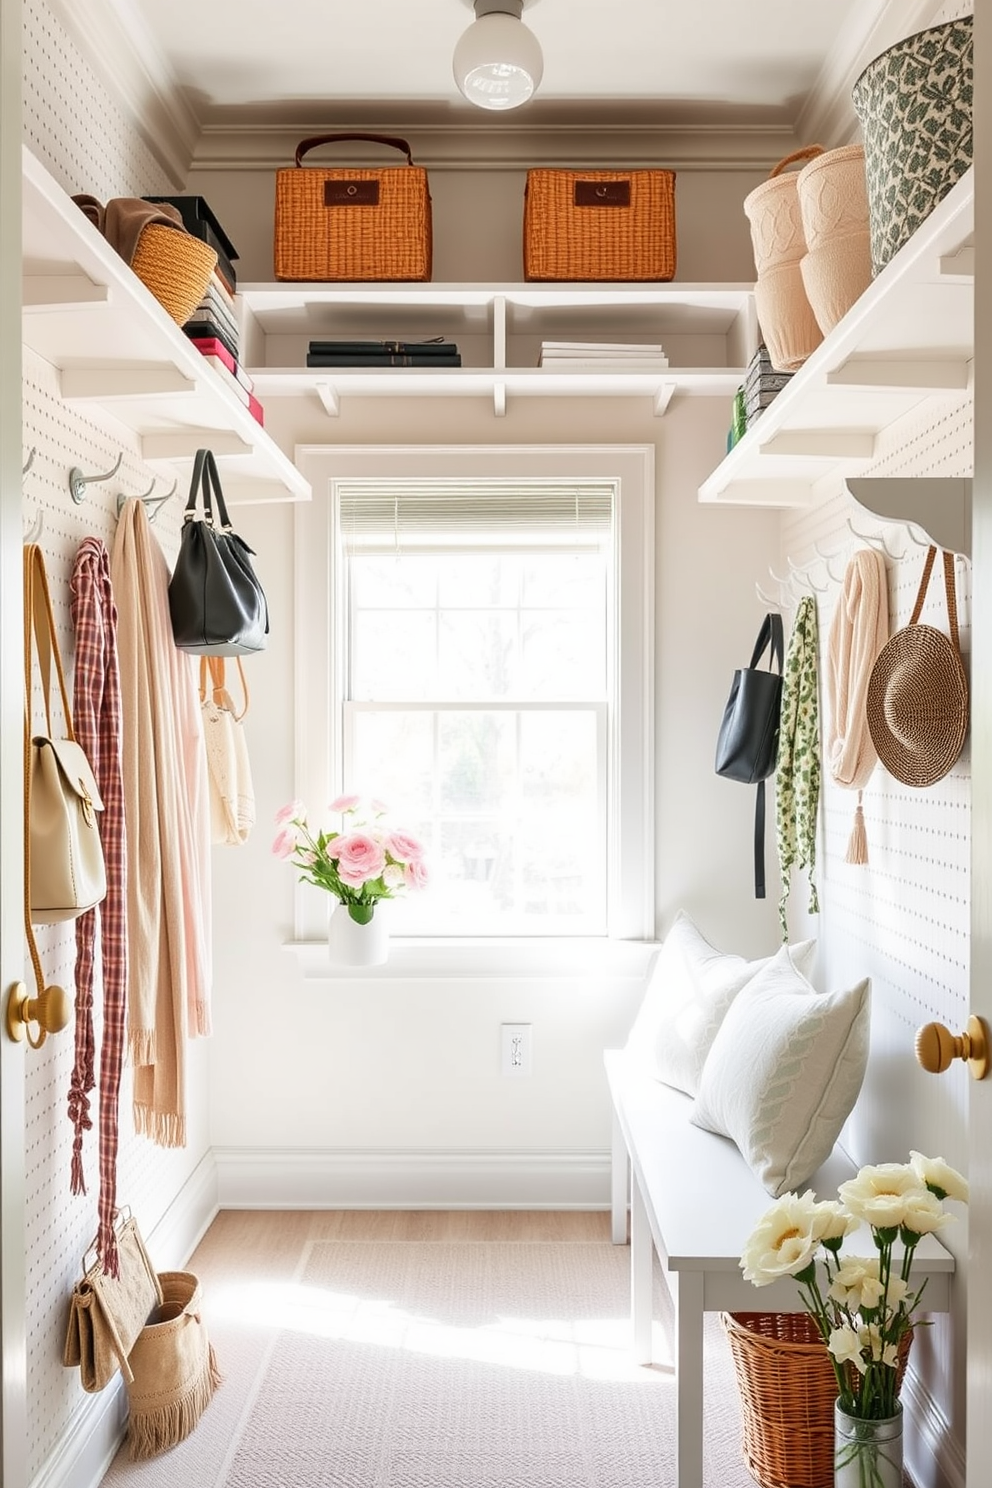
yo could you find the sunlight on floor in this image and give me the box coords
[211,1280,673,1383]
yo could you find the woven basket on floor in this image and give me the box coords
[131,224,217,325]
[722,1312,911,1488]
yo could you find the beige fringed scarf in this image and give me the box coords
[111,501,212,1147]
[826,547,889,863]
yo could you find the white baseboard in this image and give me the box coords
[213,1146,611,1210]
[903,1367,966,1488]
[34,1152,219,1488]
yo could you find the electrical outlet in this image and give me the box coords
[501,1023,532,1077]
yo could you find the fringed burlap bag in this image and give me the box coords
[125,1271,221,1459]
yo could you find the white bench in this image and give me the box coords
[604,1048,955,1488]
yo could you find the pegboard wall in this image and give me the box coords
[23,355,213,1481]
[776,392,974,1430]
[778,392,973,1184]
[23,0,171,199]
[20,4,211,1474]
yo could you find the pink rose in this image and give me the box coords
[329,793,361,814]
[403,856,429,891]
[384,830,423,864]
[334,832,386,885]
[274,800,305,827]
[272,827,298,860]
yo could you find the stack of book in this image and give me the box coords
[306,339,462,368]
[538,341,669,370]
[185,274,263,426]
[743,344,793,427]
[184,271,241,363]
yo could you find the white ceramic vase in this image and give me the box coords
[327,903,389,968]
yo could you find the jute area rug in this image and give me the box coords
[101,1211,754,1488]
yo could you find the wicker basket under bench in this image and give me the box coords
[602,1049,954,1488]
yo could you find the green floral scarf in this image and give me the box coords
[776,596,821,939]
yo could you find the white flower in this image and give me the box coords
[382,863,405,889]
[885,1276,909,1308]
[828,1325,863,1369]
[909,1151,969,1204]
[900,1188,952,1235]
[812,1200,858,1245]
[740,1191,822,1286]
[829,1257,884,1311]
[858,1323,898,1368]
[838,1163,926,1229]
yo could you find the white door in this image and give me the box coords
[968,8,992,1485]
[0,1,28,1482]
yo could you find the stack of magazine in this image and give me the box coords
[306,339,461,367]
[538,341,669,370]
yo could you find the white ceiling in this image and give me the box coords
[118,0,878,130]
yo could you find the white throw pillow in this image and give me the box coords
[624,911,816,1097]
[690,944,871,1198]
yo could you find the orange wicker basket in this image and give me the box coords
[274,132,432,282]
[722,1312,911,1488]
[523,168,676,281]
[131,224,217,326]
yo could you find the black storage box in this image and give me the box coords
[143,195,239,289]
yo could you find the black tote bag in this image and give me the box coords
[168,449,269,656]
[715,612,784,897]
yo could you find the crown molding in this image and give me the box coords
[191,122,801,174]
[46,0,199,186]
[797,0,951,147]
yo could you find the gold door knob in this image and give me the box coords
[6,981,71,1048]
[915,1015,989,1081]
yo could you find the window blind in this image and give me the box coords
[336,478,615,554]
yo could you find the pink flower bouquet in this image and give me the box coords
[273,795,428,923]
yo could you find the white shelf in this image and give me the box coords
[239,281,754,418]
[21,147,310,506]
[698,168,974,508]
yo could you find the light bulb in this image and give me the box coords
[453,12,544,111]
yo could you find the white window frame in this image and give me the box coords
[293,445,655,974]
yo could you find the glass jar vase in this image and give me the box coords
[834,1401,903,1488]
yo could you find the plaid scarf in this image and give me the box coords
[69,538,127,1276]
[776,596,821,939]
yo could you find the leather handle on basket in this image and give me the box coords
[294,133,415,167]
[769,145,825,177]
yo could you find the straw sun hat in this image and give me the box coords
[866,546,968,788]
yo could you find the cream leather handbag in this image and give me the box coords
[24,544,107,927]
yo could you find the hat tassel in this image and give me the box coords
[845,792,868,866]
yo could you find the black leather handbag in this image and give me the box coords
[714,612,784,898]
[168,449,269,655]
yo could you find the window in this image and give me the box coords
[339,482,612,935]
[295,446,654,948]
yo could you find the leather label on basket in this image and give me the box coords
[324,180,380,207]
[574,181,631,207]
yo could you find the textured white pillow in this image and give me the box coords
[624,911,816,1097]
[690,945,871,1198]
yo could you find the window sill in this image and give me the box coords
[283,936,660,982]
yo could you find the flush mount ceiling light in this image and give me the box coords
[453,0,544,112]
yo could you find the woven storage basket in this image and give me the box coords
[852,16,972,276]
[722,1312,911,1488]
[797,144,873,336]
[131,225,217,326]
[523,169,676,282]
[274,132,432,282]
[743,147,824,373]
